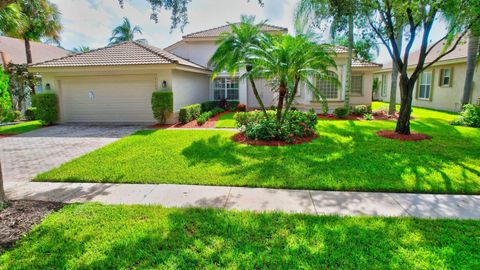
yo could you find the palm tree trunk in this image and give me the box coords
[389,32,402,115]
[343,13,353,110]
[276,82,287,124]
[0,161,5,204]
[461,33,479,106]
[24,38,36,95]
[281,78,300,124]
[246,65,267,117]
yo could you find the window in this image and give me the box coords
[381,74,388,97]
[213,77,239,100]
[351,75,363,95]
[439,68,452,87]
[418,71,432,100]
[316,71,339,100]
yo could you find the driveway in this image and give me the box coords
[0,124,141,183]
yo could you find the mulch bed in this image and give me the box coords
[318,110,410,121]
[0,135,13,139]
[149,111,233,129]
[376,130,432,142]
[232,132,318,146]
[0,200,64,253]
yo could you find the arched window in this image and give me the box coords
[316,71,339,100]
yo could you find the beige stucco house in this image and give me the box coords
[374,40,480,112]
[29,23,382,123]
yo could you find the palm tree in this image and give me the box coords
[209,16,269,116]
[295,0,362,111]
[109,17,147,45]
[462,33,479,105]
[71,46,91,54]
[251,34,337,125]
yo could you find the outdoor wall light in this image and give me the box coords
[162,80,167,88]
[45,83,51,91]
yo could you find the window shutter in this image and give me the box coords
[429,70,434,101]
[449,67,454,87]
[439,69,444,87]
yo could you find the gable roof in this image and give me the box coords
[352,59,383,68]
[31,41,208,70]
[382,38,469,70]
[182,23,288,39]
[0,36,68,67]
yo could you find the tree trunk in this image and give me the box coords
[343,13,353,110]
[281,78,300,125]
[24,38,36,95]
[245,65,268,117]
[389,32,402,115]
[0,161,5,204]
[276,82,287,124]
[461,33,479,106]
[395,77,414,135]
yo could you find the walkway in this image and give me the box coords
[5,181,480,219]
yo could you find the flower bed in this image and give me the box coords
[318,110,407,121]
[376,130,432,141]
[149,111,233,129]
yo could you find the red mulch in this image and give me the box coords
[0,200,64,253]
[149,111,234,129]
[318,110,410,121]
[376,130,432,142]
[0,134,12,139]
[232,132,318,146]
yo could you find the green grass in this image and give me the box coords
[1,204,479,269]
[36,102,480,194]
[0,121,43,135]
[215,112,236,128]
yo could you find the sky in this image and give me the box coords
[51,0,449,64]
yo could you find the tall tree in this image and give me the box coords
[209,16,269,116]
[71,46,91,54]
[295,0,367,110]
[461,33,479,105]
[334,35,379,62]
[250,34,337,125]
[109,17,147,45]
[362,0,479,135]
[389,31,402,115]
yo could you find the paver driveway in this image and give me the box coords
[0,124,141,183]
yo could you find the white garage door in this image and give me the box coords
[60,75,156,123]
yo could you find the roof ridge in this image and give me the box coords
[183,22,287,38]
[30,41,130,67]
[131,41,177,64]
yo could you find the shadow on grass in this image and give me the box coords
[1,205,479,269]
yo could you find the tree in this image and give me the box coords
[461,33,479,105]
[0,0,15,10]
[389,31,402,115]
[362,0,479,135]
[295,0,369,110]
[209,16,269,116]
[334,35,379,62]
[0,68,11,120]
[71,46,91,54]
[250,34,337,125]
[109,17,147,45]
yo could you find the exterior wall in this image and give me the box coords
[168,41,217,68]
[374,62,480,112]
[247,78,276,108]
[171,69,210,112]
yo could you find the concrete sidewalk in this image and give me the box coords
[5,181,480,219]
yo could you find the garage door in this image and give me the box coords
[60,75,156,123]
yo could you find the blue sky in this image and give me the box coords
[52,0,449,64]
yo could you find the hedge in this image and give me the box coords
[151,91,173,124]
[179,104,201,123]
[33,93,59,125]
[202,100,240,112]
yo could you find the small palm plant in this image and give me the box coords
[209,16,270,116]
[109,17,147,45]
[249,34,338,125]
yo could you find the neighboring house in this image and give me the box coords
[29,23,382,123]
[0,36,68,69]
[374,40,480,112]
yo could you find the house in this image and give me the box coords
[0,36,69,69]
[29,23,382,123]
[374,40,480,112]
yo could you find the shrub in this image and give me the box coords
[451,104,480,127]
[227,101,239,111]
[352,105,368,115]
[333,107,349,118]
[211,107,225,115]
[32,93,59,125]
[201,101,218,112]
[237,103,246,112]
[197,111,213,125]
[0,68,11,120]
[151,91,173,124]
[236,110,317,142]
[179,104,201,123]
[363,113,373,121]
[25,107,37,121]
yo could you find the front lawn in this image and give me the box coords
[215,112,236,128]
[36,103,480,194]
[1,204,479,269]
[0,121,43,135]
